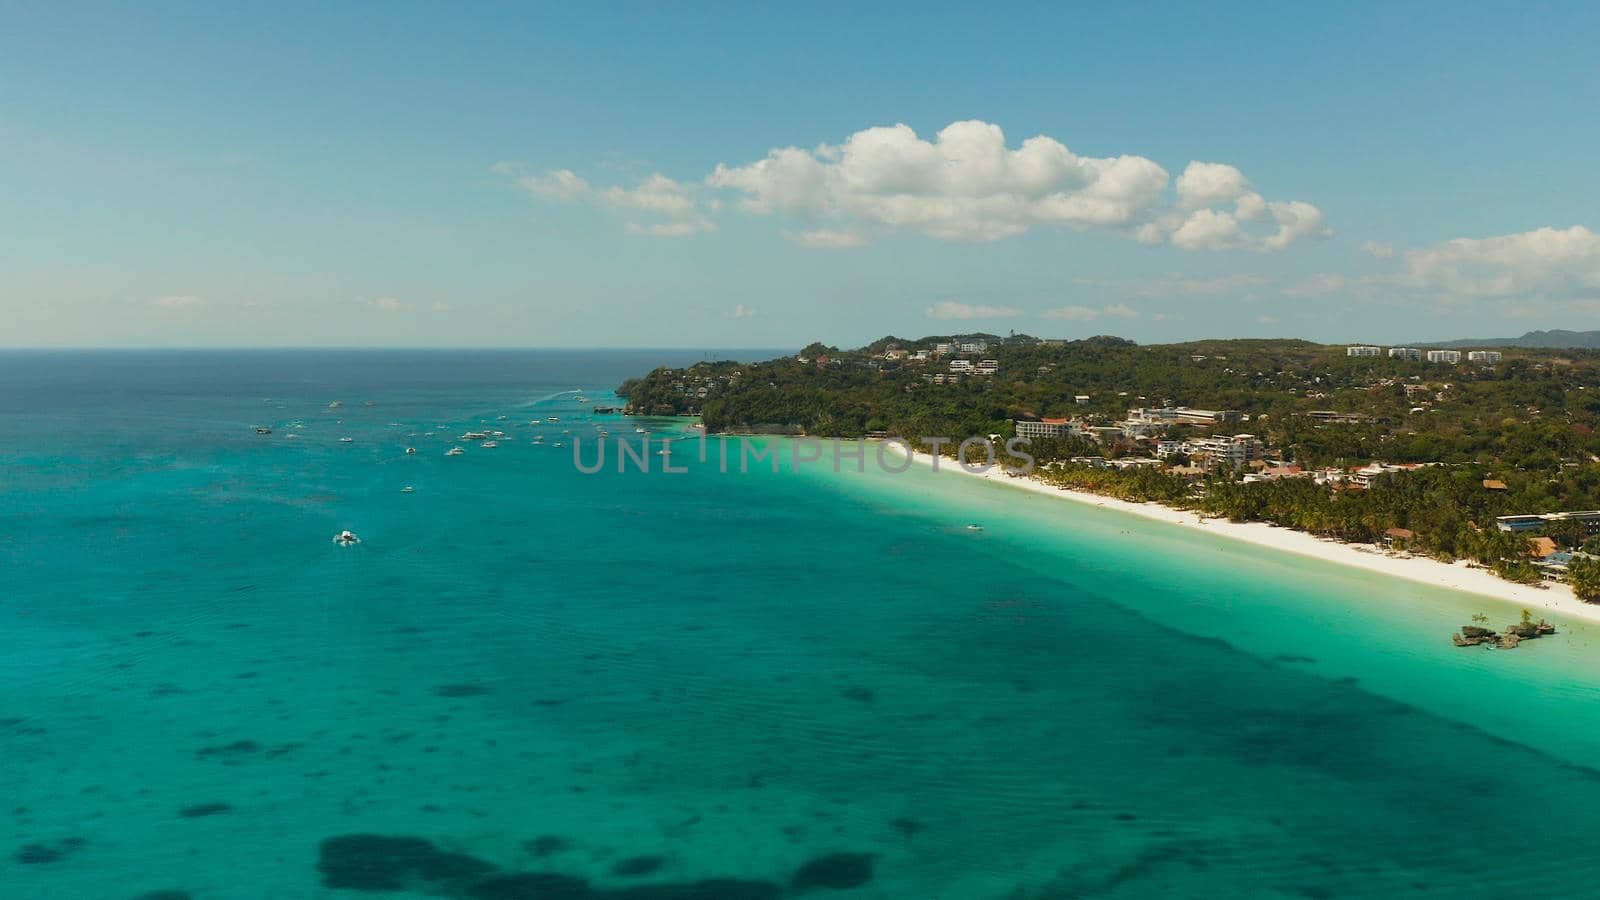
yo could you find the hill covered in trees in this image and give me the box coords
[618,334,1600,594]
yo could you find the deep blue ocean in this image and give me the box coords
[6,350,1600,899]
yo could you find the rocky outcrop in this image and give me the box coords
[1452,618,1557,649]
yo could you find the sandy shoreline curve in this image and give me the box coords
[883,443,1600,627]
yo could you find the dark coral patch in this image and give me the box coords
[611,854,666,877]
[178,802,233,818]
[15,837,86,864]
[317,834,496,891]
[523,835,574,858]
[791,852,875,891]
[195,740,260,759]
[891,817,925,836]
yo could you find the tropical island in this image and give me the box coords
[619,332,1600,600]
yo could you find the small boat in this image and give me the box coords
[497,415,508,420]
[532,435,545,444]
[328,401,342,409]
[576,396,590,403]
[339,437,354,443]
[635,427,648,434]
[254,426,272,434]
[547,416,560,422]
[553,442,564,448]
[656,448,671,456]
[285,433,299,440]
[480,440,498,448]
[446,447,466,456]
[461,431,489,440]
[333,530,361,545]
[404,447,417,455]
[401,486,415,494]
[598,430,610,437]
[966,524,984,532]
[492,431,506,437]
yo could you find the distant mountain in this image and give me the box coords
[1422,330,1600,350]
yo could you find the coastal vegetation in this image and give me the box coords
[620,334,1600,595]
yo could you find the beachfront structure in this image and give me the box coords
[1426,350,1461,364]
[1495,511,1600,535]
[1468,350,1503,363]
[1128,406,1242,425]
[1185,434,1264,469]
[1388,347,1423,361]
[1346,345,1382,357]
[1015,418,1081,440]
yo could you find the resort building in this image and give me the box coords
[1426,350,1461,364]
[1346,345,1382,357]
[1128,406,1242,425]
[933,342,953,355]
[974,359,999,375]
[1388,347,1423,361]
[949,359,973,373]
[959,340,988,353]
[1014,418,1081,440]
[1185,434,1264,469]
[1468,350,1503,363]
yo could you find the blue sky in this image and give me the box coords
[3,2,1599,347]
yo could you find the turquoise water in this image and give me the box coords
[5,350,1600,899]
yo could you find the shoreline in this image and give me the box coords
[885,445,1600,628]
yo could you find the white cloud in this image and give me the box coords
[1170,209,1248,251]
[1360,240,1395,259]
[709,120,1170,244]
[1043,303,1141,321]
[1148,162,1331,252]
[155,295,205,309]
[925,300,1020,320]
[1175,162,1252,209]
[1403,225,1600,299]
[496,164,592,201]
[495,164,712,237]
[513,120,1328,251]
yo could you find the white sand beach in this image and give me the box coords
[888,445,1600,627]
